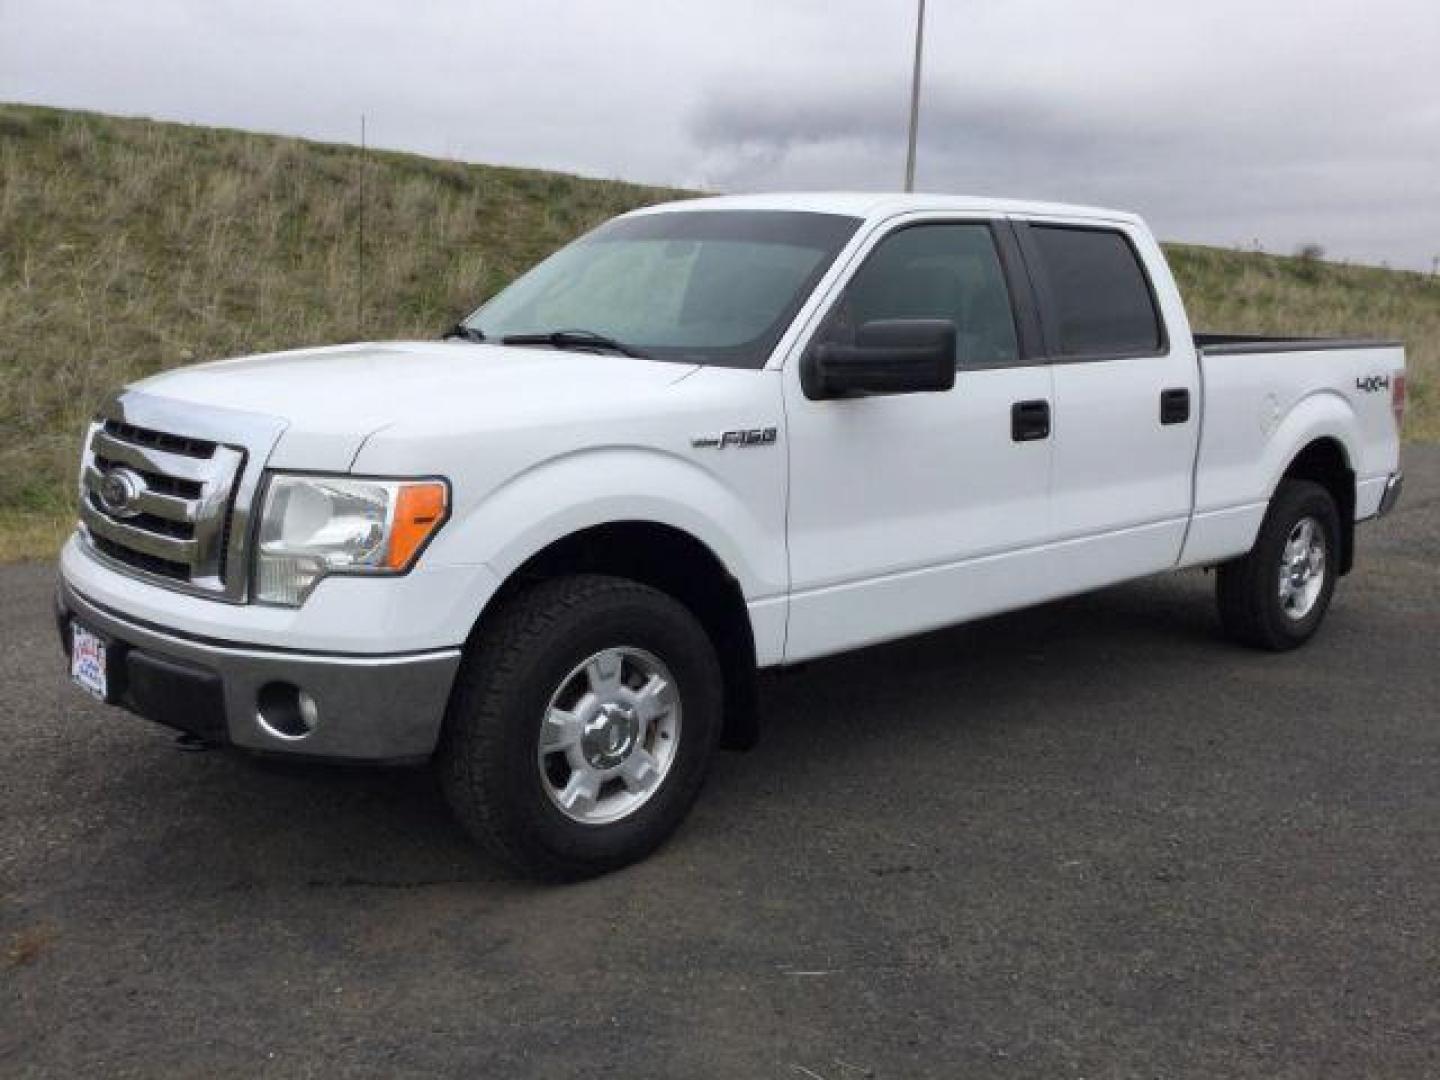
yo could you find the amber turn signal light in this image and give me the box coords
[385,482,448,569]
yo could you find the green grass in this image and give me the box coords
[1,102,1435,561]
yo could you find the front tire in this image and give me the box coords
[437,574,723,880]
[1216,479,1341,651]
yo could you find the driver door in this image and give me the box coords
[782,217,1056,662]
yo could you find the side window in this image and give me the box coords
[1028,225,1163,356]
[816,223,1020,366]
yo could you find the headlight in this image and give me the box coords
[254,474,448,606]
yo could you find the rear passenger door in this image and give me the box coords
[1013,218,1200,586]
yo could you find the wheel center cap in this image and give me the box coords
[582,703,638,769]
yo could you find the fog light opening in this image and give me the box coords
[256,682,320,740]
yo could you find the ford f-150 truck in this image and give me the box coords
[57,194,1407,878]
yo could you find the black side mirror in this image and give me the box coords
[802,319,957,400]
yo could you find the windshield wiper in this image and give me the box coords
[443,322,487,343]
[501,329,650,359]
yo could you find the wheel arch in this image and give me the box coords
[475,520,761,750]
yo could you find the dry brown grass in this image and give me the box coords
[0,103,1434,562]
[0,509,71,561]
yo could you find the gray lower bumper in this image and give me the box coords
[1377,471,1404,518]
[57,579,462,762]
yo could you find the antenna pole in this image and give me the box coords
[904,0,927,192]
[358,114,366,335]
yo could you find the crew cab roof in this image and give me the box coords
[627,192,1143,226]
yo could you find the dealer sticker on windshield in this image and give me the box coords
[70,623,108,701]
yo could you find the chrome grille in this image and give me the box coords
[77,392,287,602]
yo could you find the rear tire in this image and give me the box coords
[437,574,722,880]
[1216,479,1341,651]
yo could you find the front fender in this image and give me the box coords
[424,445,788,649]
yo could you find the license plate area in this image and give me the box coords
[70,621,110,701]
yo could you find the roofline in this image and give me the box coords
[624,192,1142,226]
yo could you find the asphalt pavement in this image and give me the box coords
[3,445,1437,1078]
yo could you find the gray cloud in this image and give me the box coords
[2,0,1437,267]
[685,2,1440,267]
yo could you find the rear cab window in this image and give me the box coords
[1021,224,1166,358]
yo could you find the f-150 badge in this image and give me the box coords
[692,427,778,449]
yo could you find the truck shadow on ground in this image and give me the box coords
[761,569,1220,714]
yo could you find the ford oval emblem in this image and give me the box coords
[98,467,146,519]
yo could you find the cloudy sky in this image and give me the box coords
[3,0,1437,268]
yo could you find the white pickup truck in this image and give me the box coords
[58,194,1406,878]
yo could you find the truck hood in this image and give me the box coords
[130,341,700,470]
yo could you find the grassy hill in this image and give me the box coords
[1,102,1435,559]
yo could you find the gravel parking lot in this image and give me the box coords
[3,445,1437,1079]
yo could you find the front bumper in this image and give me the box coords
[57,578,462,762]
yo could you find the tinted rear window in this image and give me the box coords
[1029,225,1163,355]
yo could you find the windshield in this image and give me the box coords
[461,210,861,369]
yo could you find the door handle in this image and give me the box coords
[1011,399,1050,442]
[1160,388,1191,425]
